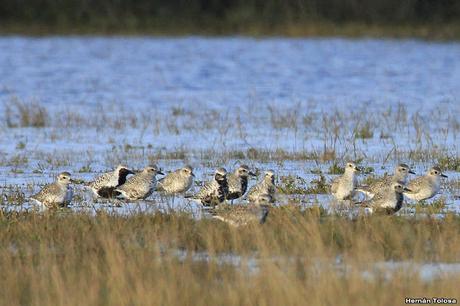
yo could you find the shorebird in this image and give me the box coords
[226,165,256,201]
[356,163,415,199]
[404,166,448,201]
[30,172,74,209]
[87,165,134,199]
[115,165,164,200]
[186,167,228,207]
[359,181,412,215]
[156,165,195,195]
[247,170,276,203]
[212,194,271,227]
[331,162,361,201]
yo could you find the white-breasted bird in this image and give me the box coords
[226,164,256,201]
[115,165,164,200]
[331,162,361,201]
[186,167,228,207]
[359,181,412,215]
[356,163,415,199]
[404,166,448,201]
[156,165,195,195]
[87,165,135,199]
[247,170,276,203]
[30,172,74,208]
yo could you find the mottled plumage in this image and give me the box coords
[356,163,415,199]
[247,170,276,203]
[30,172,74,208]
[405,166,448,201]
[87,165,134,198]
[360,182,412,215]
[226,165,256,200]
[115,165,164,200]
[157,165,195,195]
[331,162,361,201]
[212,194,271,227]
[187,168,228,207]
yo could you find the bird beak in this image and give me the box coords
[355,166,362,172]
[128,170,135,175]
[441,173,448,178]
[403,187,412,192]
[157,171,165,175]
[70,179,79,184]
[409,170,416,174]
[191,172,196,177]
[249,172,257,177]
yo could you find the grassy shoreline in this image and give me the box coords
[1,22,460,40]
[0,211,459,305]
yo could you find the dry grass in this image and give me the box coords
[5,98,49,128]
[0,210,459,305]
[1,100,459,304]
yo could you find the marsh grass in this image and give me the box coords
[5,98,49,128]
[411,197,448,214]
[437,155,460,172]
[0,211,459,305]
[2,101,458,168]
[278,174,329,195]
[1,100,459,304]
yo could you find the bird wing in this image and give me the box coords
[407,177,423,194]
[195,181,214,199]
[157,171,179,190]
[330,177,340,194]
[31,183,60,203]
[226,174,240,193]
[88,172,112,189]
[117,173,142,191]
[247,182,264,201]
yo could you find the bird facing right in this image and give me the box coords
[156,165,195,195]
[30,172,74,209]
[356,163,415,199]
[115,165,164,200]
[226,164,256,201]
[87,165,135,199]
[331,162,361,201]
[404,166,448,201]
[359,181,412,215]
[247,170,276,203]
[187,167,229,207]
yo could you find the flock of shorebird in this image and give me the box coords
[28,162,448,226]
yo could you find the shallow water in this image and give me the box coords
[0,36,459,214]
[1,37,460,111]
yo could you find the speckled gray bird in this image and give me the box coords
[360,181,412,215]
[186,168,228,207]
[404,166,448,201]
[87,165,135,199]
[247,170,276,203]
[226,165,256,201]
[212,194,271,227]
[331,162,361,201]
[115,165,164,200]
[156,165,195,195]
[30,172,74,208]
[356,163,415,199]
